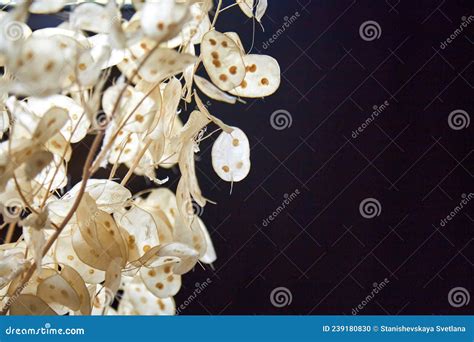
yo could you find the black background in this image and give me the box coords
[27,0,474,315]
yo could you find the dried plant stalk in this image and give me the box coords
[0,0,277,316]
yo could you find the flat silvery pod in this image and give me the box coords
[229,54,280,98]
[138,48,196,83]
[237,0,254,18]
[140,0,190,42]
[64,179,132,213]
[224,32,245,54]
[122,279,176,315]
[32,106,69,143]
[212,127,251,182]
[196,218,217,264]
[201,30,245,91]
[7,36,69,96]
[165,3,211,47]
[157,242,199,275]
[140,257,182,298]
[9,294,57,315]
[37,272,82,311]
[88,33,125,69]
[114,205,160,258]
[70,3,112,34]
[27,95,90,143]
[143,187,179,227]
[255,0,268,22]
[30,0,66,14]
[7,267,56,297]
[173,216,207,259]
[59,265,92,315]
[55,232,105,284]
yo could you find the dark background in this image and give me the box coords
[27,0,474,315]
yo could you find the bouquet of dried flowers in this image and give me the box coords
[0,0,278,315]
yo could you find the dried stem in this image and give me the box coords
[5,222,15,244]
[120,137,152,187]
[211,0,223,28]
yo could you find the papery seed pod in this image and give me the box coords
[0,0,278,317]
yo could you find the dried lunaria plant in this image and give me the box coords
[0,0,278,316]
